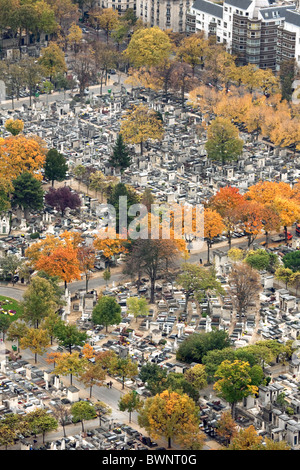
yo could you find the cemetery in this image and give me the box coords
[1,81,300,450]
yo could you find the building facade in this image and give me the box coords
[188,0,299,69]
[136,0,191,32]
[101,0,136,12]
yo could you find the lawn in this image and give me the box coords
[0,295,23,323]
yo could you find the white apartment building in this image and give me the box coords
[101,0,136,12]
[136,0,191,32]
[188,0,299,69]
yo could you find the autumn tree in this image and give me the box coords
[0,135,46,183]
[120,103,164,155]
[92,295,122,332]
[216,410,238,446]
[77,245,95,291]
[227,262,262,320]
[38,42,67,81]
[98,8,119,43]
[20,327,50,364]
[53,351,86,385]
[5,118,24,136]
[67,22,82,54]
[72,47,95,97]
[176,33,206,75]
[184,364,207,390]
[79,360,107,398]
[137,390,200,448]
[45,186,81,215]
[275,266,293,289]
[44,148,68,187]
[209,186,244,248]
[35,244,81,289]
[205,117,243,165]
[124,26,172,69]
[204,208,225,264]
[234,200,265,248]
[214,360,258,418]
[227,425,263,450]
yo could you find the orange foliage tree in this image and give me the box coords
[0,135,46,183]
[204,208,225,264]
[35,245,81,289]
[209,186,244,248]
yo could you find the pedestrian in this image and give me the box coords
[109,381,113,388]
[199,258,202,264]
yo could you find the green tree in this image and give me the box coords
[92,296,122,332]
[109,134,131,175]
[184,364,207,390]
[70,401,97,432]
[282,251,300,272]
[176,330,231,364]
[139,363,167,395]
[25,409,58,444]
[275,266,293,288]
[214,360,258,418]
[19,327,50,364]
[44,148,68,187]
[118,390,142,423]
[11,172,44,219]
[126,296,149,322]
[109,356,138,390]
[53,323,88,353]
[103,268,111,286]
[21,276,58,328]
[205,117,243,165]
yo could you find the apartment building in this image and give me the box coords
[136,0,191,32]
[188,0,299,69]
[101,0,136,11]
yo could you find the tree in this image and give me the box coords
[109,134,131,175]
[228,262,262,320]
[138,390,200,448]
[103,268,111,286]
[275,266,293,289]
[176,33,206,75]
[120,103,164,155]
[53,351,86,385]
[25,409,58,444]
[20,327,50,364]
[184,364,207,390]
[289,272,300,295]
[0,136,46,184]
[106,182,139,232]
[11,172,44,219]
[92,296,122,332]
[0,316,11,342]
[209,186,244,248]
[205,117,243,165]
[44,148,68,187]
[245,249,274,271]
[126,296,149,322]
[77,245,95,291]
[21,56,43,106]
[124,26,172,69]
[235,200,265,248]
[108,356,138,390]
[204,208,225,264]
[38,42,67,81]
[177,263,224,312]
[72,48,95,97]
[139,363,167,395]
[170,62,196,108]
[282,251,300,273]
[227,425,263,450]
[79,360,107,398]
[176,330,231,364]
[70,401,96,432]
[280,58,297,102]
[216,410,238,447]
[214,360,258,418]
[0,254,23,286]
[94,401,112,427]
[35,245,81,289]
[45,186,81,216]
[98,8,119,43]
[54,323,88,353]
[21,276,58,328]
[67,22,82,54]
[5,118,24,136]
[118,391,142,423]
